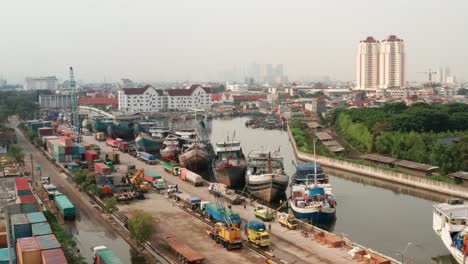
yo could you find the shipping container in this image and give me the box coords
[14,178,32,196]
[143,169,161,183]
[38,127,54,137]
[118,141,129,152]
[80,142,91,150]
[18,195,37,213]
[42,248,67,264]
[26,212,46,224]
[17,237,41,264]
[11,213,32,239]
[138,152,155,161]
[36,234,61,250]
[95,248,124,264]
[54,194,75,220]
[94,163,111,175]
[0,248,16,264]
[85,150,99,163]
[0,232,7,248]
[179,169,204,186]
[31,222,52,236]
[0,220,5,232]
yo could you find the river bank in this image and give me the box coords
[287,123,468,199]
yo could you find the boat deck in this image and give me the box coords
[434,203,468,219]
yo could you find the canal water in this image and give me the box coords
[200,116,452,264]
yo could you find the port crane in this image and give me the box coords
[69,67,82,143]
[417,69,438,86]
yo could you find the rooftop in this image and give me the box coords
[393,160,439,171]
[447,171,468,180]
[315,131,333,141]
[361,154,398,164]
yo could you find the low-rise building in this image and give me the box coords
[39,94,73,109]
[304,99,326,114]
[24,76,58,90]
[118,84,211,113]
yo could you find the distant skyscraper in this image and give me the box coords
[356,35,406,90]
[379,35,405,89]
[356,36,380,90]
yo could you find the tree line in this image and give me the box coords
[332,103,468,174]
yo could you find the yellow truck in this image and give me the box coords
[206,222,243,251]
[277,212,298,230]
[245,221,270,247]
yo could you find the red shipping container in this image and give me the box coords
[16,237,41,264]
[19,195,37,204]
[94,163,111,175]
[15,178,30,191]
[0,232,6,248]
[59,137,72,146]
[38,128,54,137]
[80,142,91,150]
[64,146,72,155]
[0,219,5,232]
[42,248,68,264]
[85,150,99,163]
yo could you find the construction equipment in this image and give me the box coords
[245,221,271,247]
[126,169,151,192]
[206,222,243,251]
[254,206,275,221]
[417,68,438,85]
[69,67,82,143]
[277,212,298,230]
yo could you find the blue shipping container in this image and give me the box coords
[0,248,16,264]
[32,222,52,236]
[27,212,47,224]
[17,189,32,196]
[20,202,37,214]
[11,213,32,239]
[54,194,75,220]
[36,234,61,250]
[139,152,155,160]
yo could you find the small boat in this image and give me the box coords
[213,141,247,188]
[433,199,468,264]
[160,135,181,160]
[149,127,171,139]
[174,128,197,146]
[245,150,289,203]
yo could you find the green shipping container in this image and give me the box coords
[96,248,124,264]
[0,248,16,264]
[54,194,75,220]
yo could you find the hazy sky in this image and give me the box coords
[1,0,467,83]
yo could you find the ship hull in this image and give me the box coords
[135,133,164,152]
[179,148,211,174]
[213,162,246,188]
[289,200,336,223]
[107,125,135,140]
[160,146,180,160]
[246,174,288,203]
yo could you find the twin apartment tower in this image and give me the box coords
[356,35,405,90]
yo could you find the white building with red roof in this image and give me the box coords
[211,93,234,104]
[118,84,212,113]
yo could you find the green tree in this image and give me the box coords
[6,144,24,164]
[104,197,118,213]
[128,210,155,244]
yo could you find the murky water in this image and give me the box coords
[204,117,453,264]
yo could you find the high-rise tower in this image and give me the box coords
[356,36,380,90]
[379,35,405,89]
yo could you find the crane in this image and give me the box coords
[69,67,82,143]
[417,69,438,85]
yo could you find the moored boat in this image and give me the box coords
[245,150,289,203]
[135,132,164,152]
[178,142,212,175]
[213,141,247,188]
[174,128,197,146]
[433,199,468,264]
[160,135,181,160]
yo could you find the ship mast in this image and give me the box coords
[268,151,272,174]
[313,137,317,187]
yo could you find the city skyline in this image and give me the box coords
[1,0,467,83]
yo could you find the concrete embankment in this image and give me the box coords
[287,125,468,199]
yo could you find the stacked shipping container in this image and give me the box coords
[46,137,85,162]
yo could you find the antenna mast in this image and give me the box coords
[70,67,81,143]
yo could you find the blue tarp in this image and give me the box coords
[186,197,201,204]
[309,187,325,197]
[246,221,266,231]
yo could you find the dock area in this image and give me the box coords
[83,133,399,264]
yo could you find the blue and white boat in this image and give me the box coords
[289,141,336,223]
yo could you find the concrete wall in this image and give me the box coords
[287,125,468,199]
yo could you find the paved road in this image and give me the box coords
[83,133,356,264]
[11,117,138,263]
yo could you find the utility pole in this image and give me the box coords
[30,153,34,182]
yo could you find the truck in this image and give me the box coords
[277,212,298,230]
[179,169,204,187]
[254,206,275,221]
[95,132,106,141]
[164,236,205,264]
[94,163,112,175]
[207,222,243,251]
[92,246,124,264]
[105,151,120,164]
[245,221,271,247]
[167,184,178,193]
[137,152,157,165]
[142,169,161,183]
[161,161,181,176]
[105,161,115,172]
[54,194,75,220]
[153,179,166,190]
[118,141,130,152]
[106,138,119,148]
